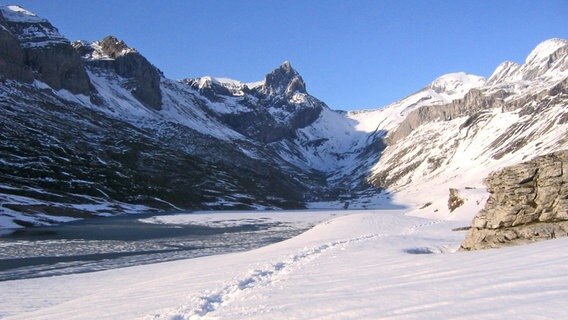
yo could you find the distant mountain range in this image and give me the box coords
[1,5,567,228]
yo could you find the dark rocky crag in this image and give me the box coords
[0,7,93,95]
[184,61,323,143]
[73,36,162,109]
[461,151,568,250]
[0,16,33,83]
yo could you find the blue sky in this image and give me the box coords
[4,1,568,110]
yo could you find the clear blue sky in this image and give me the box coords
[3,1,568,110]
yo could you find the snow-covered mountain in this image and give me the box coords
[365,38,568,220]
[0,5,567,228]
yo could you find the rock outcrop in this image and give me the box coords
[0,5,93,95]
[461,151,568,250]
[448,188,465,212]
[0,16,33,83]
[73,36,162,110]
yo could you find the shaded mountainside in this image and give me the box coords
[0,5,379,228]
[0,5,567,228]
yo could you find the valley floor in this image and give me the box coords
[0,210,567,319]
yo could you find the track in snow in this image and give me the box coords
[149,233,384,320]
[148,218,451,319]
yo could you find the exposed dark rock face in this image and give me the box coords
[0,17,33,83]
[0,7,92,95]
[24,44,94,94]
[73,36,162,110]
[261,61,307,97]
[461,151,568,250]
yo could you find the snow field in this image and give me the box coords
[1,210,567,319]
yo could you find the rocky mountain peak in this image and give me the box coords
[520,38,568,81]
[484,38,568,88]
[261,61,307,96]
[0,5,45,22]
[74,35,162,110]
[72,35,137,61]
[0,5,93,95]
[99,35,137,58]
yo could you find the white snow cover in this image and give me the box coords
[0,5,46,23]
[367,103,568,222]
[282,107,369,172]
[485,38,568,97]
[525,38,568,66]
[335,38,568,218]
[347,72,486,134]
[0,5,68,47]
[1,210,567,319]
[80,70,245,142]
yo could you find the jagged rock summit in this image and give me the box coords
[73,35,163,109]
[182,61,323,143]
[261,61,307,96]
[488,38,568,86]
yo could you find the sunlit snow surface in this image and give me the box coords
[0,209,566,320]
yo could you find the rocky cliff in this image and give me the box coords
[0,5,93,95]
[73,36,162,110]
[461,150,568,250]
[0,21,33,82]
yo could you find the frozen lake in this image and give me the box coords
[0,210,340,281]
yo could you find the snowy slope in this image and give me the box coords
[0,5,68,47]
[365,38,568,221]
[347,72,486,134]
[1,210,567,319]
[485,38,568,98]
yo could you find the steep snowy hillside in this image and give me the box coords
[367,38,568,221]
[348,72,486,134]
